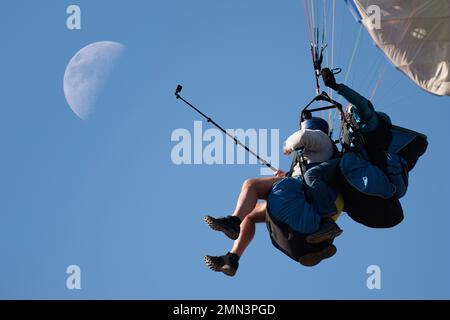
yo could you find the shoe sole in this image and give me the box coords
[203,216,239,240]
[305,228,343,244]
[204,256,236,277]
[298,245,337,267]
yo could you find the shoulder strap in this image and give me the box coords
[286,154,299,178]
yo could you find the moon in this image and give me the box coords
[63,41,125,120]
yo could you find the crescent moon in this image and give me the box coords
[63,41,125,120]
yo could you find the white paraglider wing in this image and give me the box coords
[348,0,450,96]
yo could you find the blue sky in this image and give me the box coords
[1,0,449,299]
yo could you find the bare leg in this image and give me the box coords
[204,176,281,241]
[231,177,281,221]
[230,202,267,257]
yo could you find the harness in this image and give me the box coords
[341,103,393,173]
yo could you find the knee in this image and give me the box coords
[243,215,258,226]
[242,178,257,191]
[246,208,267,224]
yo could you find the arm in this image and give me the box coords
[335,84,376,124]
[284,130,325,153]
[321,68,378,131]
[284,130,303,153]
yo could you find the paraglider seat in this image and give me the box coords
[265,208,335,265]
[264,177,344,265]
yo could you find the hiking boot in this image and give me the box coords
[203,215,241,240]
[298,244,337,267]
[305,218,343,244]
[204,252,240,277]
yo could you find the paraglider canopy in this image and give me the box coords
[347,0,450,96]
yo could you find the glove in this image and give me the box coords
[321,68,338,90]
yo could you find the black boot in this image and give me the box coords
[305,218,343,244]
[204,252,240,277]
[204,215,241,240]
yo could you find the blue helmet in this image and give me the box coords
[301,117,329,135]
